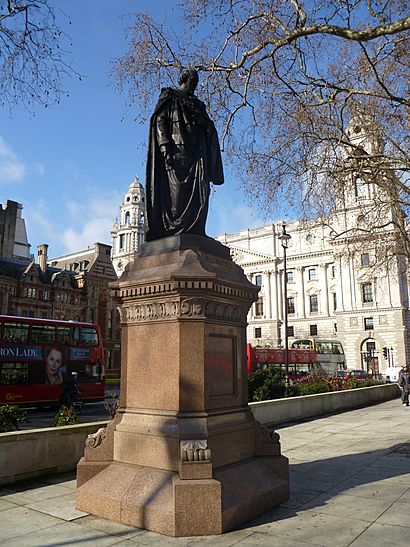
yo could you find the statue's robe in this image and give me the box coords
[145,87,224,242]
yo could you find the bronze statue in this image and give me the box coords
[145,69,224,242]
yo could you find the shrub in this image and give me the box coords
[104,392,119,419]
[54,405,79,427]
[248,367,286,402]
[252,373,387,401]
[0,405,29,432]
[288,377,331,396]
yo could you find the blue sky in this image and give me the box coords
[0,0,270,259]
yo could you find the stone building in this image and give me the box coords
[217,120,409,375]
[0,200,31,262]
[48,243,121,374]
[111,176,145,277]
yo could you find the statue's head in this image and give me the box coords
[179,69,199,93]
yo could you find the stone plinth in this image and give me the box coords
[76,235,288,536]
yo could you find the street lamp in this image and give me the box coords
[278,222,291,393]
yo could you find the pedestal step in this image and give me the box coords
[76,456,288,537]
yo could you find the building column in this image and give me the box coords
[264,271,272,319]
[248,273,255,317]
[320,264,329,316]
[278,269,284,321]
[271,268,279,321]
[296,266,305,318]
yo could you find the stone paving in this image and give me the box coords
[1,398,409,546]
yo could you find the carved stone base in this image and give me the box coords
[76,235,289,536]
[77,455,288,537]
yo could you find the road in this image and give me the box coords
[18,386,120,430]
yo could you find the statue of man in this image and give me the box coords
[145,68,224,242]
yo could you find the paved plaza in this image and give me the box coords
[0,398,409,546]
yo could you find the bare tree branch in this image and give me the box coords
[0,0,78,112]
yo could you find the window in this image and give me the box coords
[254,274,262,287]
[355,177,367,198]
[309,324,318,336]
[334,323,338,333]
[71,327,98,346]
[56,292,68,303]
[255,298,263,317]
[27,288,37,298]
[361,253,370,267]
[0,363,29,385]
[119,234,125,250]
[3,322,29,343]
[362,282,374,303]
[57,327,71,344]
[364,317,374,330]
[309,295,318,313]
[125,211,131,224]
[254,327,262,339]
[286,271,294,283]
[332,292,337,311]
[308,268,317,281]
[31,325,56,344]
[287,297,295,314]
[287,326,294,337]
[43,290,49,301]
[331,265,336,278]
[366,341,376,354]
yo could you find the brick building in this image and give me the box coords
[0,200,121,376]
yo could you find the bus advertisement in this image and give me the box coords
[0,315,105,406]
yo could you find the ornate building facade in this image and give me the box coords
[111,176,145,277]
[48,243,121,373]
[218,119,409,375]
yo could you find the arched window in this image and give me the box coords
[125,211,130,224]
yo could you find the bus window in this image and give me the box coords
[31,325,56,344]
[76,363,102,382]
[316,342,333,354]
[0,362,29,384]
[57,327,71,344]
[79,327,98,346]
[3,322,29,343]
[291,340,312,350]
[332,343,344,354]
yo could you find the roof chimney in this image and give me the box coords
[37,244,48,272]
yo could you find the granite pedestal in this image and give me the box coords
[76,235,289,536]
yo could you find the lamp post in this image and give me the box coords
[278,223,291,394]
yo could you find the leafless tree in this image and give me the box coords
[0,0,77,111]
[113,1,409,254]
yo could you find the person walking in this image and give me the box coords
[398,365,410,406]
[59,372,83,407]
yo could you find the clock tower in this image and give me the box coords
[111,176,145,276]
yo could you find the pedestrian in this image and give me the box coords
[398,365,410,406]
[60,371,83,407]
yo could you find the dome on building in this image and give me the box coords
[122,176,145,207]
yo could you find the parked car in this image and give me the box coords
[345,369,368,380]
[336,370,347,379]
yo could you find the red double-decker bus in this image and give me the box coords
[247,343,318,378]
[0,315,105,406]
